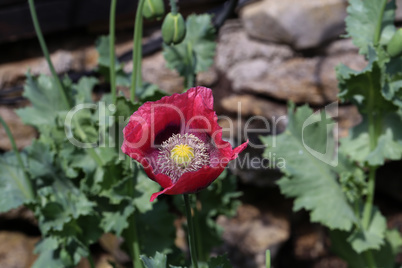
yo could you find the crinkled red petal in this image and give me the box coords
[121,86,249,201]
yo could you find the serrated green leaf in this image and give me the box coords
[25,140,55,178]
[32,237,65,268]
[74,76,98,104]
[136,202,176,256]
[100,201,135,236]
[345,0,396,55]
[115,96,141,118]
[0,152,31,212]
[337,48,402,165]
[141,252,167,268]
[16,73,71,127]
[36,178,95,235]
[133,169,162,213]
[163,14,216,77]
[260,105,356,230]
[348,207,386,253]
[341,113,402,166]
[331,228,401,268]
[337,56,395,114]
[137,83,169,103]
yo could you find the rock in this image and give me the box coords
[396,0,402,22]
[228,48,366,105]
[217,204,290,268]
[216,20,294,72]
[312,257,347,268]
[294,225,326,260]
[0,206,37,226]
[0,107,36,151]
[240,0,347,49]
[0,231,40,268]
[336,104,361,138]
[221,94,287,119]
[134,52,184,94]
[99,233,130,264]
[216,22,366,105]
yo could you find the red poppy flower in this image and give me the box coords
[122,86,248,201]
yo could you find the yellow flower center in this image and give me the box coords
[170,144,194,166]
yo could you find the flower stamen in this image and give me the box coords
[171,144,194,167]
[158,133,209,182]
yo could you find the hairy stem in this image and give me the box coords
[130,0,146,101]
[28,0,70,109]
[109,0,118,105]
[0,116,34,199]
[183,194,199,268]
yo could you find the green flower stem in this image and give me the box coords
[185,42,195,90]
[109,0,118,105]
[0,116,34,200]
[27,0,71,109]
[183,194,199,268]
[169,0,178,14]
[373,0,388,46]
[130,0,146,101]
[127,165,142,268]
[265,250,271,268]
[364,250,376,268]
[361,65,381,268]
[192,200,205,261]
[88,254,96,268]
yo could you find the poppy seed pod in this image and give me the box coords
[387,28,402,58]
[161,12,186,45]
[142,0,165,20]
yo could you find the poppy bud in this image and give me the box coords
[142,0,165,20]
[161,12,186,45]
[387,28,402,58]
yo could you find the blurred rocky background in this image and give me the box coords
[1,0,402,267]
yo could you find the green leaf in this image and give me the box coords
[137,202,176,256]
[16,73,70,127]
[32,237,65,268]
[163,14,216,77]
[0,152,31,212]
[137,83,169,103]
[331,228,401,268]
[100,201,135,236]
[348,207,387,253]
[337,49,402,165]
[206,255,232,268]
[141,252,167,268]
[345,0,396,55]
[74,76,98,104]
[115,96,141,118]
[25,140,56,178]
[341,113,402,166]
[260,104,356,230]
[36,178,95,235]
[337,54,395,114]
[133,169,162,213]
